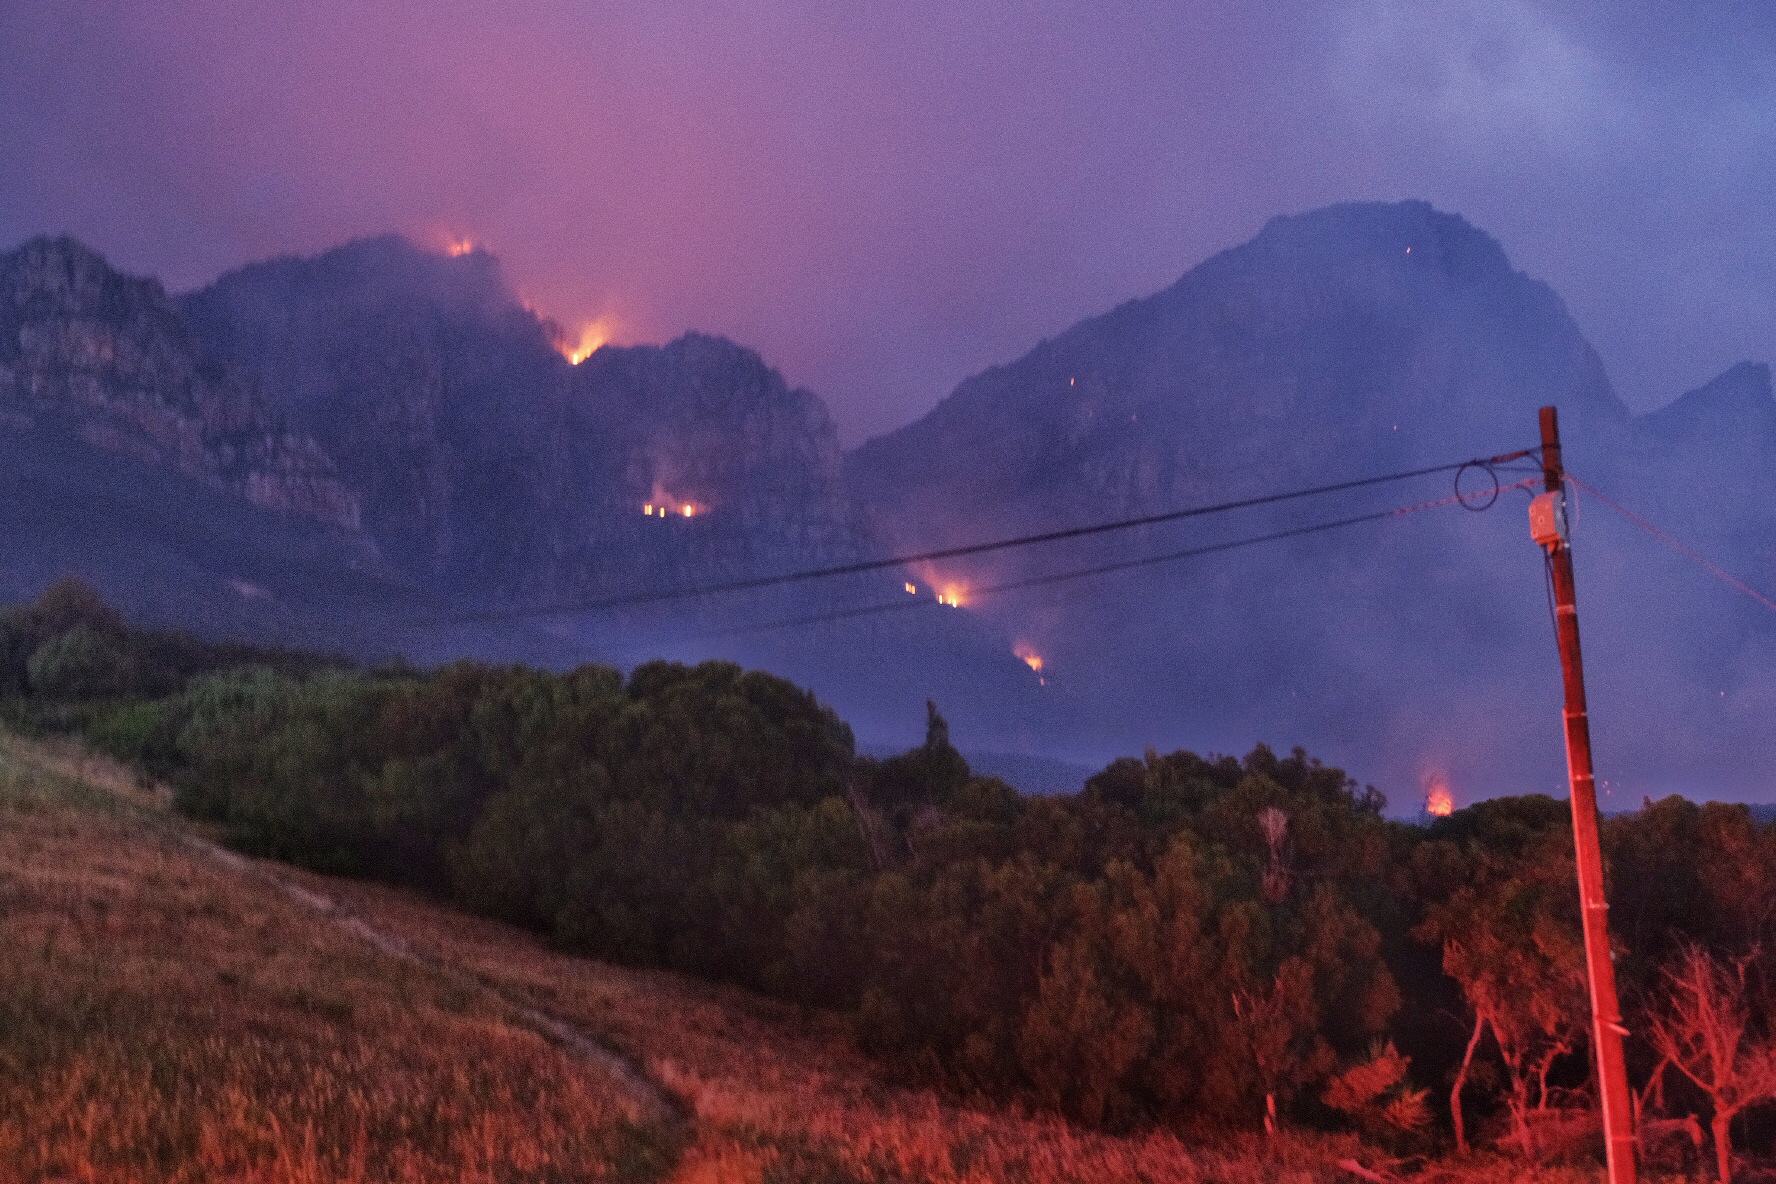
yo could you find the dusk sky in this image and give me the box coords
[3,1,1771,443]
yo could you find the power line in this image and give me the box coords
[430,448,1534,627]
[716,477,1539,637]
[1566,473,1776,617]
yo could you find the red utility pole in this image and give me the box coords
[1531,405,1636,1183]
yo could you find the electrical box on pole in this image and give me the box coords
[1534,406,1636,1184]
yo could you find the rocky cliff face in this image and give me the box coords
[0,237,360,531]
[539,332,861,602]
[182,239,863,603]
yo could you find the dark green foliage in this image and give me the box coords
[14,582,1776,1152]
[27,623,135,700]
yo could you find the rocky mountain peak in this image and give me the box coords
[848,199,1622,545]
[184,244,862,599]
[570,331,844,517]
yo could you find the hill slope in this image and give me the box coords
[0,732,671,1181]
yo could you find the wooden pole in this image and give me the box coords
[1537,405,1636,1183]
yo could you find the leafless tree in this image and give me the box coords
[1644,944,1776,1183]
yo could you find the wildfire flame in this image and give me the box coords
[562,318,615,365]
[904,582,917,595]
[913,564,969,608]
[1424,778,1455,817]
[1014,642,1046,685]
[642,485,705,519]
[445,237,478,257]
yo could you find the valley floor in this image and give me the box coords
[0,732,1652,1183]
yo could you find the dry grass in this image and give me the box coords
[0,733,674,1183]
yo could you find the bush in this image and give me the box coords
[27,625,134,700]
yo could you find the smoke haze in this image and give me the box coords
[3,2,1772,442]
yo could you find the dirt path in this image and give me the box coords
[185,830,691,1136]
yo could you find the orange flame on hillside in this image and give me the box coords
[642,485,706,519]
[1424,778,1455,817]
[1014,643,1046,685]
[561,318,615,365]
[911,564,970,608]
[445,237,478,257]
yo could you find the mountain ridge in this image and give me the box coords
[3,206,1772,800]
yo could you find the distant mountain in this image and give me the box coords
[176,236,1040,738]
[847,201,1776,802]
[0,234,1041,744]
[180,238,860,602]
[849,201,1625,541]
[5,207,1771,800]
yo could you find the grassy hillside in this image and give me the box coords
[0,732,674,1182]
[0,729,1635,1183]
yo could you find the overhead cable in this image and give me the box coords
[431,448,1535,626]
[717,477,1540,636]
[1566,474,1776,617]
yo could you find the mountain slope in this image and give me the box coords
[850,201,1623,541]
[847,201,1774,802]
[180,240,863,602]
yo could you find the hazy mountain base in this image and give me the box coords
[0,421,603,673]
[0,730,1651,1184]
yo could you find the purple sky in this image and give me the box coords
[3,1,1772,444]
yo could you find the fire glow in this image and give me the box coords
[1424,780,1455,817]
[643,485,705,519]
[912,564,969,608]
[1014,643,1046,685]
[562,318,614,365]
[445,237,478,257]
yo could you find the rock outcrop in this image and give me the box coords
[0,237,360,531]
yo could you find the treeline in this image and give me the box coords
[7,579,1776,1170]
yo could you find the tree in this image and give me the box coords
[1417,828,1587,1158]
[1322,1041,1431,1146]
[26,623,134,700]
[1644,944,1776,1183]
